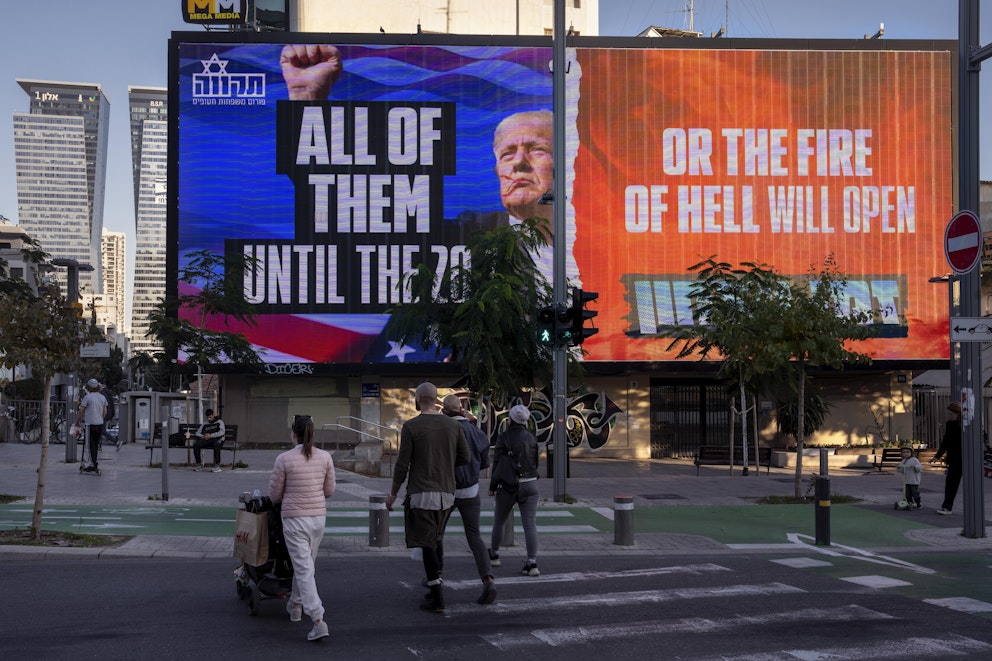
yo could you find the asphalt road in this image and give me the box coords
[5,552,992,660]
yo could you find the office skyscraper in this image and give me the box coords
[127,86,168,356]
[13,79,109,297]
[100,229,127,334]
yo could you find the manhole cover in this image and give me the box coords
[638,494,687,500]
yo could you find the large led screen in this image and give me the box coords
[172,36,953,366]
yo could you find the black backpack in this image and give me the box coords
[100,389,116,423]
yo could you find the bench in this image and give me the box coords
[694,446,772,476]
[145,423,239,467]
[871,447,905,472]
[872,447,942,472]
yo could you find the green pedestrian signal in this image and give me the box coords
[537,306,556,346]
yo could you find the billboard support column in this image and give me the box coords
[957,0,986,538]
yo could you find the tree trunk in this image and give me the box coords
[738,366,749,474]
[30,375,52,541]
[793,360,807,498]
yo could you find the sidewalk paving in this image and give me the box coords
[2,440,991,559]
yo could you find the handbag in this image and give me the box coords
[233,508,269,566]
[490,449,521,493]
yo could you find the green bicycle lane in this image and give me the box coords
[0,504,606,538]
[0,502,947,549]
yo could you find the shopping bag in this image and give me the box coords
[233,509,269,566]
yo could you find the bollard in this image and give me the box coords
[814,448,830,546]
[614,495,635,546]
[814,476,831,545]
[369,494,390,547]
[502,508,515,547]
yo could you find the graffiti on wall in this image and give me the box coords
[454,388,624,450]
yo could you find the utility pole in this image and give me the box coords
[551,0,568,501]
[957,0,988,538]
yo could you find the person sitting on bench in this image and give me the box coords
[189,409,226,473]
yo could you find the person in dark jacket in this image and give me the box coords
[932,401,963,514]
[433,394,497,604]
[190,409,226,472]
[386,382,470,613]
[488,404,541,577]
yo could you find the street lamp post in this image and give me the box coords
[50,258,93,464]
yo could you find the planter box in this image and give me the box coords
[771,449,875,470]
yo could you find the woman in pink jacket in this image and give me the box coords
[269,414,336,642]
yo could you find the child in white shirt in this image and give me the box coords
[896,446,923,509]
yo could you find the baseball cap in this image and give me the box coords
[509,404,531,425]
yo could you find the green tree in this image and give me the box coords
[148,249,262,418]
[770,255,872,496]
[668,258,793,472]
[385,217,555,403]
[0,279,98,540]
[669,255,871,496]
[126,351,172,392]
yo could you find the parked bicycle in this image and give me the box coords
[2,405,42,443]
[2,400,68,444]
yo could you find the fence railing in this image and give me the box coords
[0,398,71,444]
[913,387,991,448]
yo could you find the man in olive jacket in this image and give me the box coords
[386,382,470,613]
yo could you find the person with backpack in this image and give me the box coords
[97,384,120,450]
[488,404,541,577]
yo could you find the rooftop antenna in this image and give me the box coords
[865,22,884,39]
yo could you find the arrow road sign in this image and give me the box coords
[950,317,992,341]
[944,210,983,274]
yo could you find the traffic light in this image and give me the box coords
[537,306,556,346]
[571,288,599,345]
[556,303,576,346]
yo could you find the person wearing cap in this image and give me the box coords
[77,378,108,473]
[488,403,541,577]
[434,394,497,605]
[932,401,963,515]
[386,382,471,613]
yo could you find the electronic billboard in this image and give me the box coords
[170,34,954,367]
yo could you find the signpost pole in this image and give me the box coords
[551,0,568,502]
[956,0,985,538]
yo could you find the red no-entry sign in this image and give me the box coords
[944,210,983,274]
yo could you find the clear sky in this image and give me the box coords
[0,0,989,296]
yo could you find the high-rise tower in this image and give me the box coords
[13,80,110,296]
[100,229,127,335]
[127,86,168,356]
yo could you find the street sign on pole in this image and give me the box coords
[944,209,983,274]
[950,317,992,341]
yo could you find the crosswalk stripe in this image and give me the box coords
[440,563,733,590]
[482,604,889,650]
[690,634,992,660]
[325,524,596,535]
[453,582,804,617]
[324,510,574,519]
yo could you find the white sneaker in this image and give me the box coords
[192,465,203,472]
[211,465,222,473]
[307,620,329,641]
[936,507,951,515]
[286,601,302,622]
